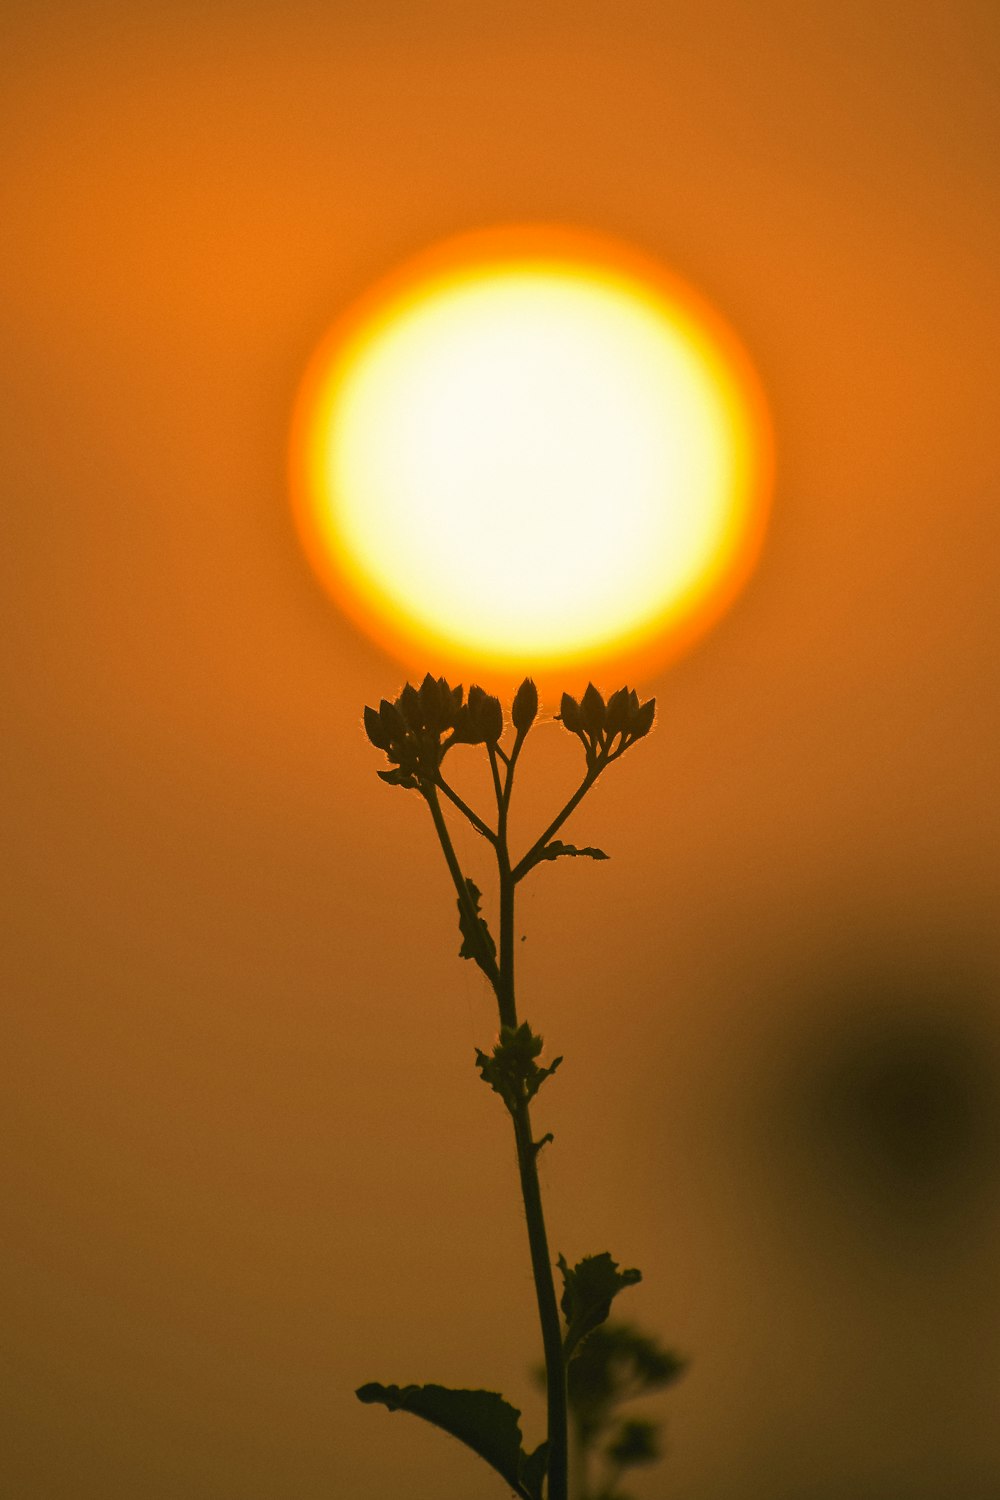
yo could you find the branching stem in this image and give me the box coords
[513,770,598,883]
[435,773,497,844]
[424,785,501,996]
[497,850,568,1500]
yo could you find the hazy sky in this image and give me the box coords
[3,3,999,1497]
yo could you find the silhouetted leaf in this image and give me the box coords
[538,840,609,863]
[457,878,497,978]
[558,1253,642,1360]
[519,1440,548,1500]
[476,1021,562,1112]
[355,1382,542,1499]
[376,767,418,789]
[511,678,539,735]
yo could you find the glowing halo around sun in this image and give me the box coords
[290,226,772,690]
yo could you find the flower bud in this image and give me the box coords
[511,678,538,735]
[580,682,606,735]
[604,686,630,737]
[631,697,656,738]
[363,704,391,750]
[398,682,423,731]
[469,684,503,743]
[378,698,406,740]
[559,693,582,732]
[417,673,443,733]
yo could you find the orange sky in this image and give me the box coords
[3,4,999,1497]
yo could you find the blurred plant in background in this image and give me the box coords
[540,1322,686,1500]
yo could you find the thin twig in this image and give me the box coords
[423,785,501,996]
[435,773,497,844]
[512,770,598,883]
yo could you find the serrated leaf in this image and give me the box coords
[538,840,609,863]
[558,1253,642,1360]
[519,1439,548,1500]
[476,1021,562,1113]
[457,878,496,978]
[355,1382,537,1498]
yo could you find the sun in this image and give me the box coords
[290,225,772,689]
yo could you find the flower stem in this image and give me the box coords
[512,770,597,882]
[424,785,501,996]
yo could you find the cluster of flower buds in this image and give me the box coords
[558,683,656,770]
[364,674,526,788]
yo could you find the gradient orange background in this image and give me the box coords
[3,4,999,1497]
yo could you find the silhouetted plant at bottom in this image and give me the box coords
[356,674,685,1500]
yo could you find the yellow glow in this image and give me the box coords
[291,226,772,688]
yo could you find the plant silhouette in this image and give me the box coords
[357,675,683,1500]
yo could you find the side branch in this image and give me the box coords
[435,774,497,844]
[424,787,501,995]
[512,772,597,883]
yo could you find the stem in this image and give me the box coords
[497,848,568,1500]
[512,770,598,883]
[424,785,501,996]
[487,740,505,814]
[512,1098,568,1500]
[435,773,497,844]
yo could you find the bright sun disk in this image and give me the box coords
[291,226,772,689]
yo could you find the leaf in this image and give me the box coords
[457,878,497,979]
[376,767,418,789]
[538,840,609,863]
[519,1440,548,1500]
[558,1253,642,1361]
[475,1021,562,1113]
[355,1382,541,1499]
